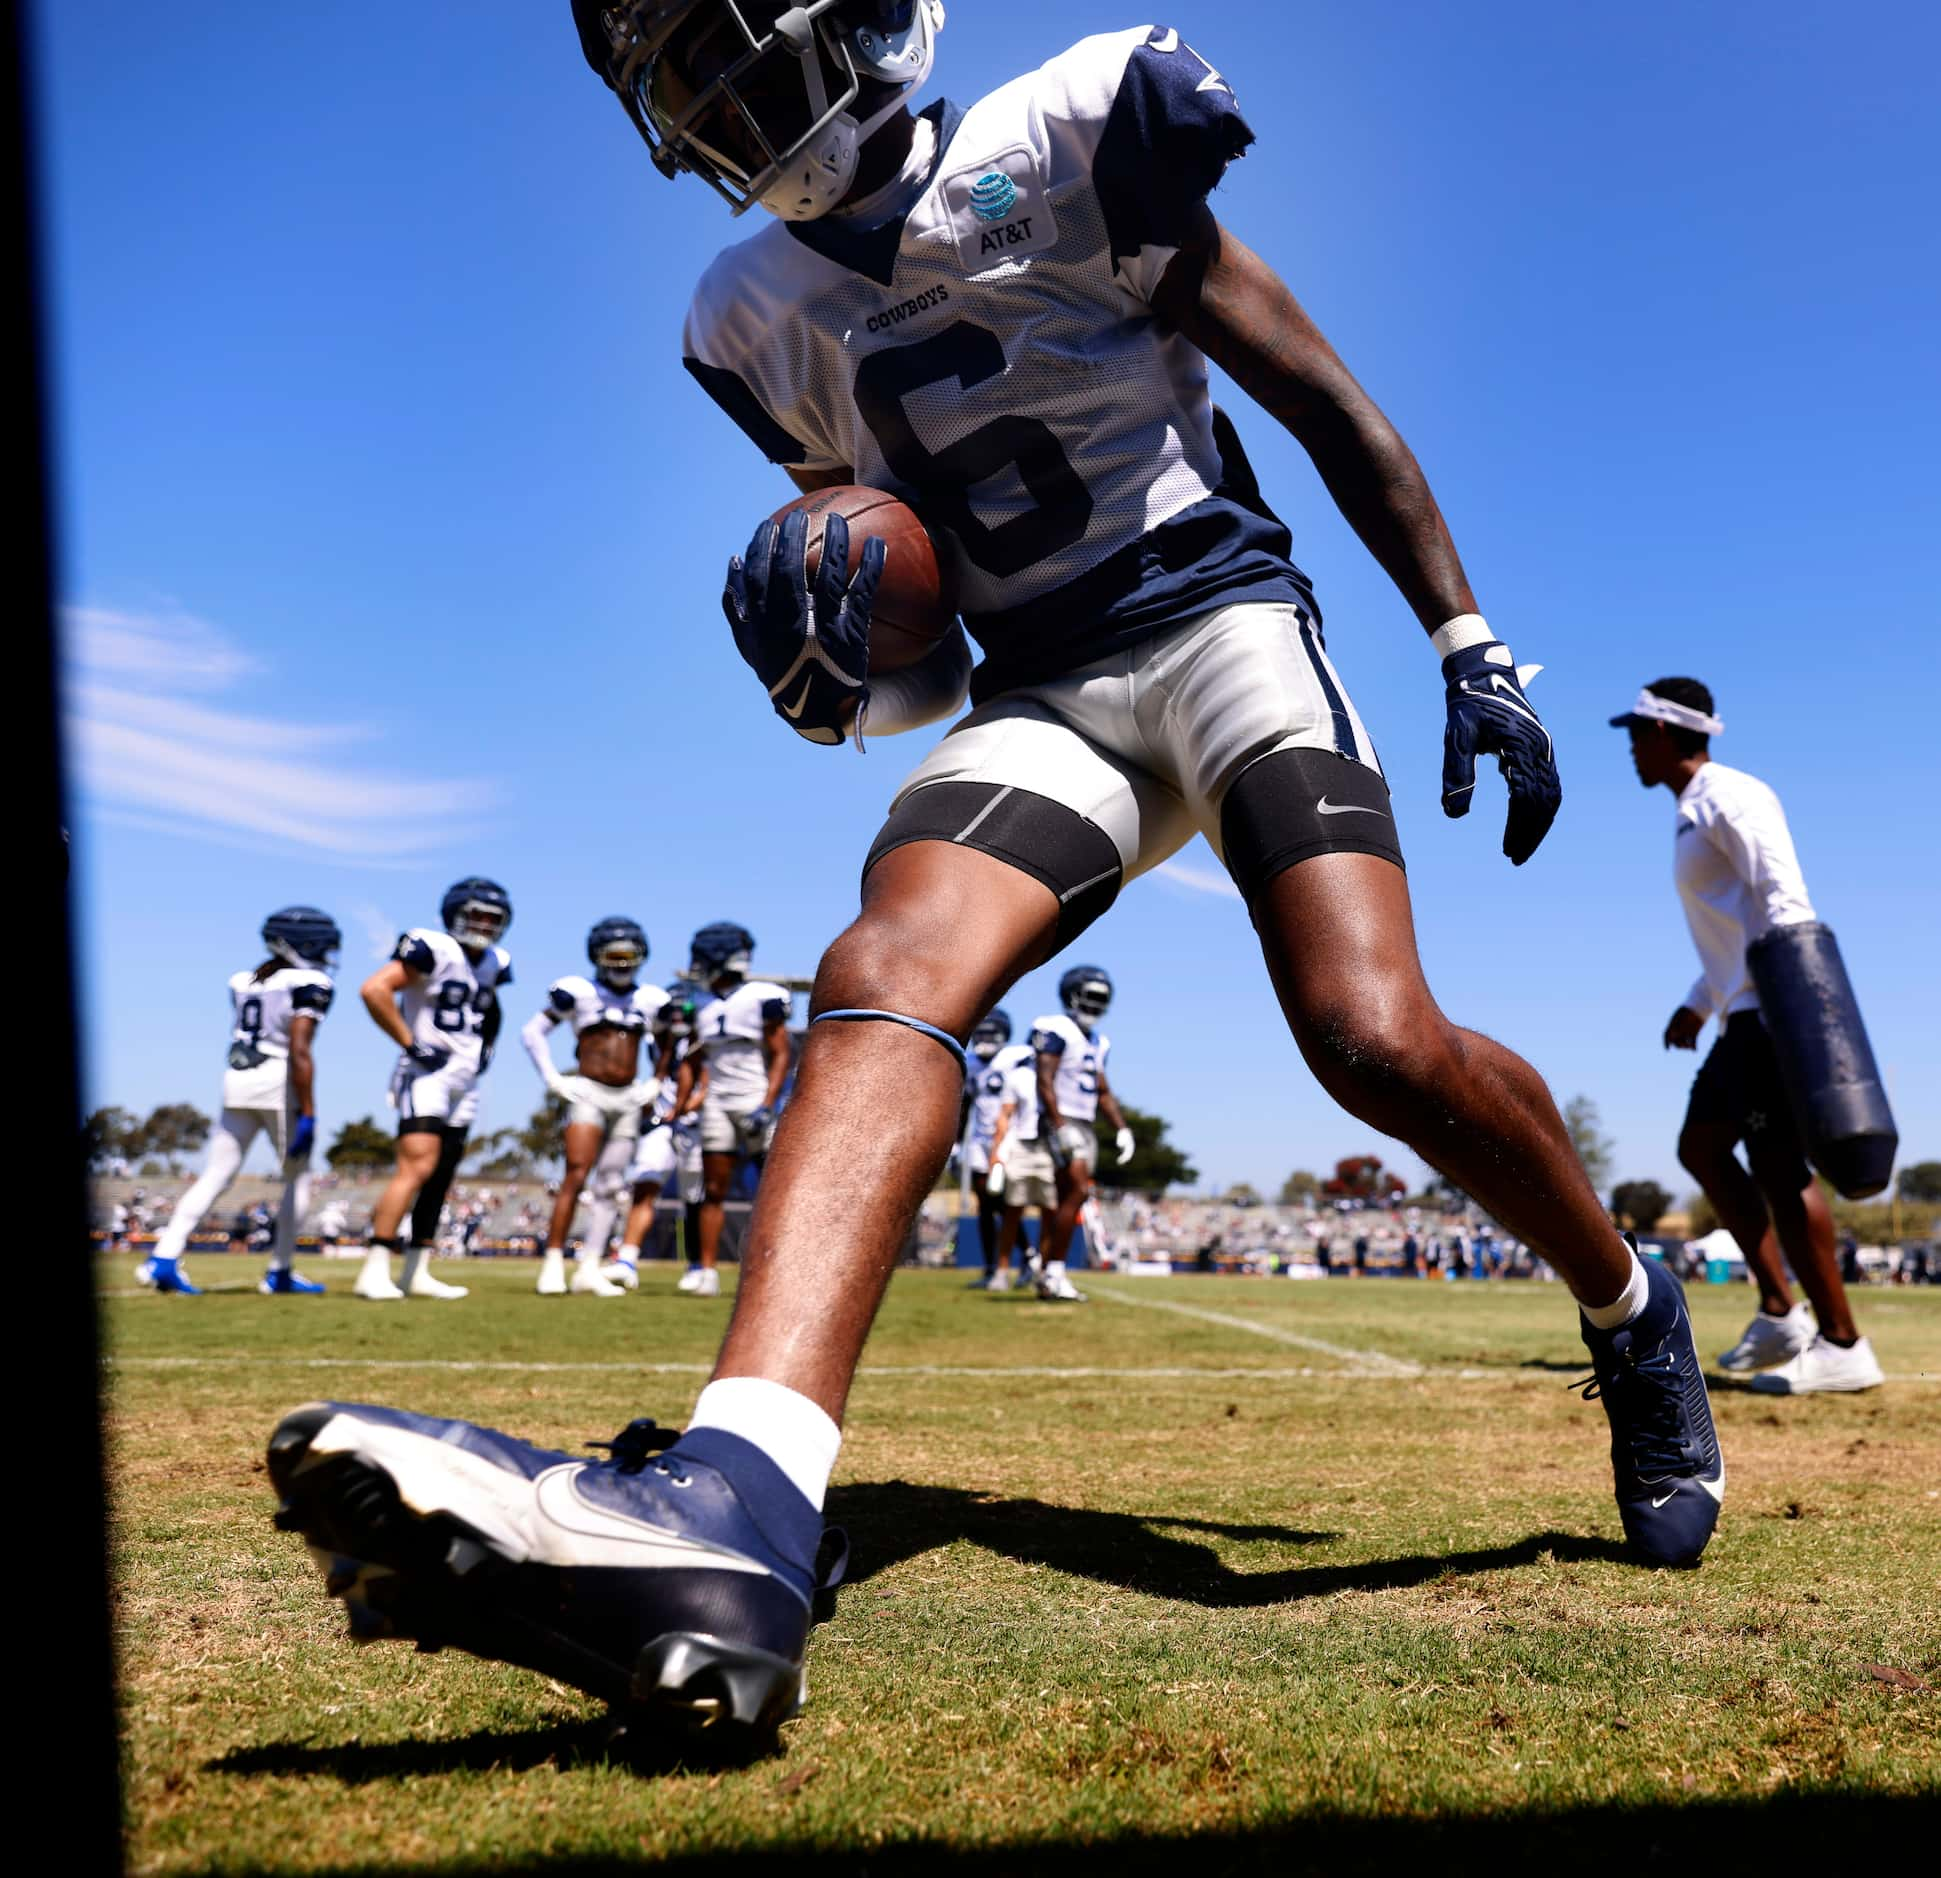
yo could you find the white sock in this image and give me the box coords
[688,1377,841,1511]
[359,1244,392,1280]
[1581,1247,1650,1330]
[618,1244,640,1265]
[399,1243,428,1291]
[1046,1260,1067,1279]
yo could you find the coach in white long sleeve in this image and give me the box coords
[1615,678,1880,1393]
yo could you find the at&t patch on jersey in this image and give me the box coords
[941,147,1058,273]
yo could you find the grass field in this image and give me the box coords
[103,1258,1940,1875]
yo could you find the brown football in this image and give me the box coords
[771,484,957,673]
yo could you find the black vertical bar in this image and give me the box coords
[8,0,123,1867]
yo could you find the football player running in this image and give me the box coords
[683,923,793,1298]
[522,918,669,1297]
[1031,966,1133,1301]
[617,984,709,1282]
[142,907,339,1295]
[263,5,1720,1749]
[352,878,514,1302]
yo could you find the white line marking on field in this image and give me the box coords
[1087,1282,1422,1375]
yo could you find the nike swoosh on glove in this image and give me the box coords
[723,508,885,747]
[1440,640,1562,865]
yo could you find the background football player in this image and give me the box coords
[958,1008,1013,1284]
[685,922,792,1298]
[1031,966,1134,1302]
[265,4,1722,1749]
[352,877,514,1302]
[987,1023,1056,1294]
[616,981,708,1282]
[522,917,667,1297]
[141,906,338,1295]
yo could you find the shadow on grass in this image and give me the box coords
[174,1792,1927,1874]
[824,1480,1630,1607]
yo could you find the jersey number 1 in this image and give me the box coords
[854,320,1093,579]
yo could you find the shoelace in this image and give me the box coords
[586,1417,678,1474]
[1571,1346,1693,1478]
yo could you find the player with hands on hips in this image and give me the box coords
[1031,966,1129,1302]
[262,8,1720,1754]
[617,984,709,1278]
[522,918,668,1298]
[353,877,514,1302]
[141,906,340,1296]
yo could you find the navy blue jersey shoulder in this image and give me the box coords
[394,934,436,974]
[759,997,789,1025]
[548,983,578,1015]
[290,982,333,1014]
[1029,1026,1066,1057]
[1093,29,1255,272]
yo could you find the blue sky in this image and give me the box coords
[36,1,1938,1197]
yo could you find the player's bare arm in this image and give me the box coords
[760,1013,792,1110]
[360,959,418,1052]
[286,1013,318,1123]
[1034,1052,1062,1138]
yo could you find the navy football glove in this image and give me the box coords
[722,509,885,746]
[288,1114,316,1163]
[405,1042,451,1071]
[1440,640,1562,865]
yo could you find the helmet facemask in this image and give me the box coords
[594,941,647,987]
[448,900,509,950]
[1065,981,1112,1030]
[596,1,943,222]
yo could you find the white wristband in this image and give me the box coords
[1431,614,1495,659]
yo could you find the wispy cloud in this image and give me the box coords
[1155,859,1243,900]
[62,605,494,862]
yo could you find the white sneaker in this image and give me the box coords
[535,1249,568,1297]
[353,1266,405,1302]
[406,1270,469,1301]
[988,1267,1013,1294]
[1749,1334,1885,1394]
[1037,1264,1085,1302]
[682,1266,721,1298]
[676,1265,711,1294]
[608,1258,640,1291]
[570,1261,626,1298]
[1717,1302,1814,1373]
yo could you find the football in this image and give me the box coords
[770,484,957,673]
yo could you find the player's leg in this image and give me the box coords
[618,1121,681,1282]
[356,1123,443,1301]
[147,1110,259,1293]
[398,1121,470,1300]
[571,1129,636,1297]
[1040,1142,1091,1300]
[1741,1084,1881,1393]
[971,1172,1000,1280]
[538,1119,604,1295]
[689,1145,738,1296]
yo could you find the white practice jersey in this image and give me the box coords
[1673,762,1815,1023]
[543,973,669,1041]
[226,965,332,1065]
[694,980,792,1109]
[987,1041,1041,1141]
[1029,1013,1110,1123]
[683,26,1310,702]
[965,1040,1032,1150]
[393,928,514,1074]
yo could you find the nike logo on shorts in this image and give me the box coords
[1316,797,1386,818]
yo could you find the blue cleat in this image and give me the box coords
[266,1402,838,1746]
[149,1259,201,1296]
[1578,1255,1724,1566]
[259,1268,327,1295]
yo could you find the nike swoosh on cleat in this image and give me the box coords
[532,1467,776,1575]
[1650,1489,1679,1508]
[1316,797,1387,818]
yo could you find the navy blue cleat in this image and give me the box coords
[266,1402,837,1748]
[259,1269,327,1295]
[1578,1255,1725,1566]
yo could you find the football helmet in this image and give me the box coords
[691,920,756,985]
[572,0,945,221]
[970,1009,1011,1061]
[587,915,649,986]
[442,877,513,950]
[1059,965,1113,1030]
[657,980,705,1040]
[262,906,342,971]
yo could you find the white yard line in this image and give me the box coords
[1086,1281,1424,1375]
